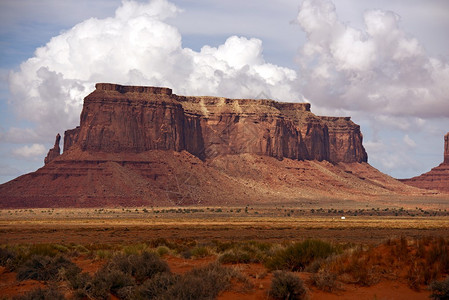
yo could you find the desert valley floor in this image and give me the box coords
[1,200,449,299]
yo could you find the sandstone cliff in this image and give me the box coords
[44,134,61,165]
[64,83,367,163]
[400,132,449,193]
[2,83,430,208]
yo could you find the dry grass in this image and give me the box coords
[2,208,449,246]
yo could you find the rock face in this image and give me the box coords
[44,134,61,165]
[6,83,431,209]
[400,132,449,193]
[65,83,367,163]
[445,132,449,164]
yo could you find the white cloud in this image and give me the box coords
[297,0,449,119]
[7,0,300,144]
[403,134,416,148]
[12,144,47,159]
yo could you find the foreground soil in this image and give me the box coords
[0,207,447,299]
[0,255,432,300]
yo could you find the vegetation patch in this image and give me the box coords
[269,270,307,300]
[266,239,340,271]
[17,255,80,282]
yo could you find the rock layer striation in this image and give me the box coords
[65,83,367,163]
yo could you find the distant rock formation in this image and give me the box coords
[445,132,449,164]
[44,134,61,165]
[2,83,429,208]
[400,132,449,193]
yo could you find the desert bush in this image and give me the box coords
[212,240,235,253]
[26,244,66,257]
[88,267,135,299]
[135,272,179,299]
[16,254,80,281]
[156,246,170,257]
[73,244,89,254]
[95,249,114,260]
[218,241,271,264]
[165,262,248,300]
[65,269,91,292]
[69,251,171,299]
[122,243,148,256]
[13,285,64,300]
[310,270,339,292]
[107,251,169,283]
[389,236,409,261]
[269,270,307,300]
[266,239,339,271]
[346,256,379,287]
[219,249,252,264]
[190,246,210,258]
[0,247,17,270]
[430,277,449,300]
[426,238,449,274]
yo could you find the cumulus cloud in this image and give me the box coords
[7,0,300,143]
[12,144,47,159]
[296,0,449,119]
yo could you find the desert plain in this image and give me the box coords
[1,197,449,299]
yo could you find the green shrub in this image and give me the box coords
[95,249,113,260]
[65,270,91,292]
[89,268,135,299]
[219,249,252,264]
[16,255,80,281]
[217,241,270,264]
[212,240,235,253]
[266,240,339,271]
[156,246,170,257]
[12,285,64,300]
[108,251,170,283]
[68,251,171,299]
[310,270,338,292]
[269,271,307,300]
[180,249,192,259]
[430,277,449,300]
[136,272,179,299]
[0,247,17,270]
[190,246,210,258]
[165,262,248,300]
[122,243,148,256]
[27,244,64,257]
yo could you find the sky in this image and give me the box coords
[0,0,448,184]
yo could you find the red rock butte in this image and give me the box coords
[400,132,449,193]
[62,83,368,163]
[0,84,432,208]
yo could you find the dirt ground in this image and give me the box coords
[0,206,447,299]
[1,206,449,245]
[0,255,432,300]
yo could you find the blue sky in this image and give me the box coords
[0,0,448,184]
